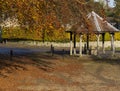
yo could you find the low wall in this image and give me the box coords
[17,41,120,48]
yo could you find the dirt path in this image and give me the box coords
[0,43,120,91]
[0,52,119,91]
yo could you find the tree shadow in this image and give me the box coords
[24,53,56,72]
[0,52,57,78]
[46,47,71,58]
[0,54,27,78]
[91,53,120,65]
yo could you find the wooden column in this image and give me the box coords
[86,34,89,51]
[79,34,83,57]
[96,34,100,55]
[102,33,105,54]
[70,32,73,55]
[73,33,76,55]
[110,33,115,55]
[0,26,2,41]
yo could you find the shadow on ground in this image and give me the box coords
[0,48,120,78]
[91,53,120,65]
[0,54,27,77]
[0,52,58,78]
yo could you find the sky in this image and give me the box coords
[108,0,116,8]
[94,0,116,8]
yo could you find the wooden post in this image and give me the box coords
[96,34,100,55]
[79,34,83,57]
[73,33,76,55]
[86,34,89,51]
[51,44,54,56]
[102,33,105,54]
[0,26,2,43]
[110,33,115,55]
[70,32,73,55]
[62,49,65,60]
[10,50,13,61]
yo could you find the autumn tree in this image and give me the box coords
[113,0,120,29]
[0,0,107,41]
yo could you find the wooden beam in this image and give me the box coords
[73,33,76,55]
[110,33,115,55]
[102,33,105,54]
[96,34,100,55]
[70,32,73,55]
[79,34,83,57]
[86,34,89,53]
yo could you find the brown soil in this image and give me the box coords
[0,52,120,91]
[0,53,83,91]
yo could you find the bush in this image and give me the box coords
[1,27,120,42]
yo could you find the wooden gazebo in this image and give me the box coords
[67,11,119,56]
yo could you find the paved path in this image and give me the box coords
[0,43,50,55]
[0,42,70,56]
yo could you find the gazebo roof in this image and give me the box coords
[66,11,119,34]
[88,11,119,33]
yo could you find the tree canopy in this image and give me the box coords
[0,0,111,41]
[1,0,103,28]
[113,0,120,29]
